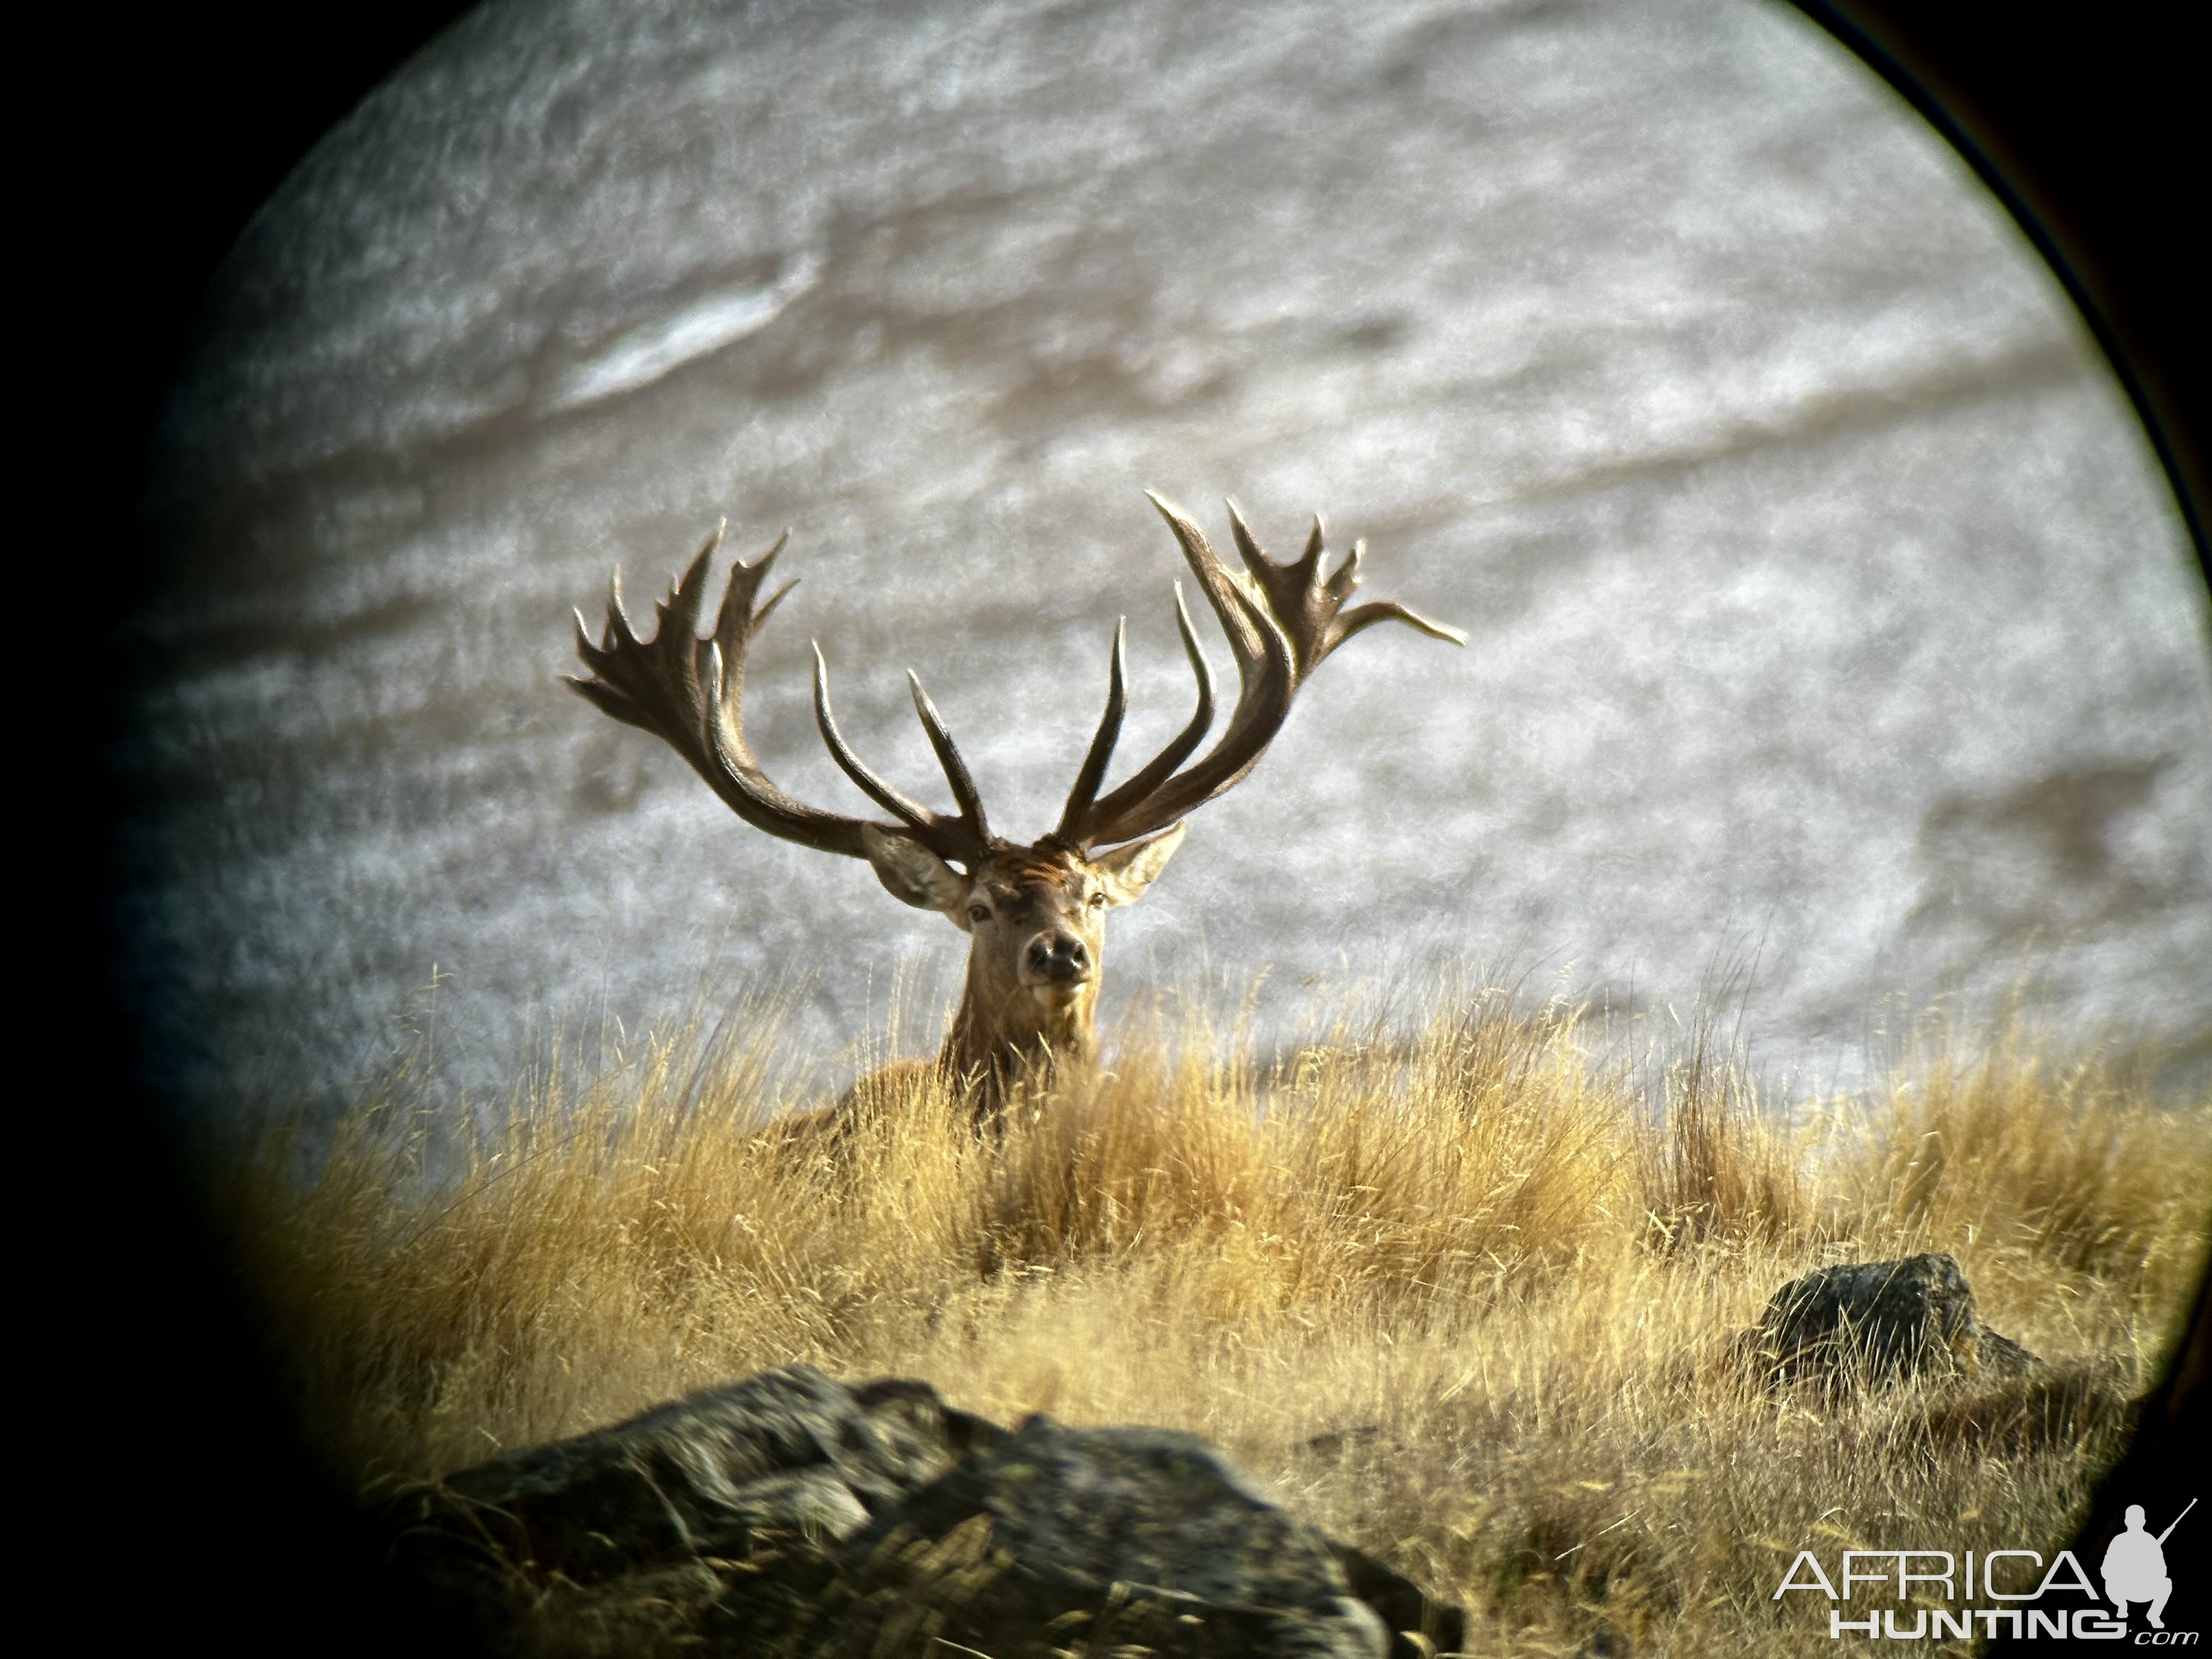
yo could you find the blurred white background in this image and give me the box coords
[120,0,2212,1125]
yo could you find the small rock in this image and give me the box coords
[1743,1252,2039,1391]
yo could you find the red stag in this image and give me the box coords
[568,491,1463,1117]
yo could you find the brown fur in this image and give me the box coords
[941,844,1105,1096]
[822,827,1186,1131]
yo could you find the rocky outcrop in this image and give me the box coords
[1742,1252,2038,1391]
[383,1365,1461,1658]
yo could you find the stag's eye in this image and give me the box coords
[968,905,991,926]
[1087,891,1107,909]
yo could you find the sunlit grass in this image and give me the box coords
[213,978,2210,1656]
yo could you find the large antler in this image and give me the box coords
[568,522,992,867]
[1056,493,1466,850]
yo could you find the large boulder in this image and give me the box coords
[821,1413,1434,1657]
[1744,1252,2037,1391]
[383,1365,1460,1659]
[391,1366,997,1587]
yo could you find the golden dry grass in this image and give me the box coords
[214,980,2211,1656]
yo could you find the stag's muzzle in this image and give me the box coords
[1023,930,1092,990]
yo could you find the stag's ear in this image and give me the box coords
[862,825,969,915]
[1091,821,1188,907]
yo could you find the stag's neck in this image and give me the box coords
[940,972,1099,1098]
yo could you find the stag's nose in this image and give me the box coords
[1025,931,1092,983]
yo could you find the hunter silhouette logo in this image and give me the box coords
[2107,1500,2194,1632]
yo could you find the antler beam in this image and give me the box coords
[567,523,992,867]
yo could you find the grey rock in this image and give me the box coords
[1745,1252,2039,1390]
[828,1413,1453,1657]
[385,1367,1460,1658]
[1977,1328,2040,1378]
[420,1367,996,1581]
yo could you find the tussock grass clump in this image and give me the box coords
[1826,1021,2211,1316]
[215,982,2210,1656]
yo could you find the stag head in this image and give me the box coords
[568,491,1464,1103]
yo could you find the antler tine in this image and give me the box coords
[1062,492,1462,849]
[602,567,630,648]
[1323,527,1360,601]
[1224,498,1276,583]
[906,672,992,848]
[661,523,724,642]
[811,645,941,837]
[1328,590,1470,650]
[710,527,792,667]
[1150,489,1266,668]
[1077,584,1215,834]
[1054,618,1127,841]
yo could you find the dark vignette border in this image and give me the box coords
[1792,1,2208,594]
[66,4,2208,1651]
[1787,9,2209,1644]
[81,10,485,1653]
